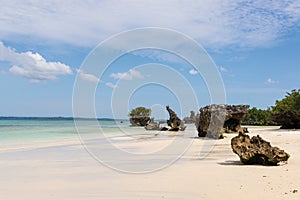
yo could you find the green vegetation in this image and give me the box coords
[128,106,151,117]
[243,89,300,128]
[242,107,273,125]
[271,89,300,129]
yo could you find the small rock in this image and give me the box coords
[145,122,160,130]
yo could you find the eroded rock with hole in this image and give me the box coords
[231,133,290,165]
[196,104,249,139]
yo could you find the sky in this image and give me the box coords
[0,0,300,118]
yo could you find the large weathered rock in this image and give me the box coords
[231,133,290,165]
[224,105,250,133]
[196,104,249,139]
[130,116,150,126]
[166,106,186,131]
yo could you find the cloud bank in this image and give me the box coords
[0,0,299,49]
[0,42,72,82]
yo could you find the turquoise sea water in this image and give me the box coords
[0,119,130,143]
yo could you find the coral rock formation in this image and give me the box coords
[196,104,249,139]
[166,106,186,131]
[231,133,290,165]
[145,118,160,130]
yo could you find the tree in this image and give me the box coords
[271,89,300,129]
[242,107,272,125]
[128,107,151,117]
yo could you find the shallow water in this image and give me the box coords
[0,119,198,155]
[0,119,130,142]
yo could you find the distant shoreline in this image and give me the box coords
[0,116,127,121]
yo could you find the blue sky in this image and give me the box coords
[0,0,300,118]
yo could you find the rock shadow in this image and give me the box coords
[218,160,243,166]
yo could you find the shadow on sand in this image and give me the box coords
[218,160,243,166]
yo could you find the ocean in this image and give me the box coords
[0,117,197,160]
[0,118,131,149]
[0,118,200,173]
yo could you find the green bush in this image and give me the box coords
[242,107,272,125]
[271,89,300,129]
[128,107,151,117]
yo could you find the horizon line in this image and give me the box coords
[0,116,128,121]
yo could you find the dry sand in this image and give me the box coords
[0,126,300,200]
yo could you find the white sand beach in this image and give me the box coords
[1,126,300,200]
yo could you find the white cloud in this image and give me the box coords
[219,66,235,77]
[0,1,299,49]
[110,69,143,80]
[0,42,72,82]
[219,66,228,72]
[106,82,117,88]
[77,69,100,83]
[189,69,198,75]
[266,78,278,84]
